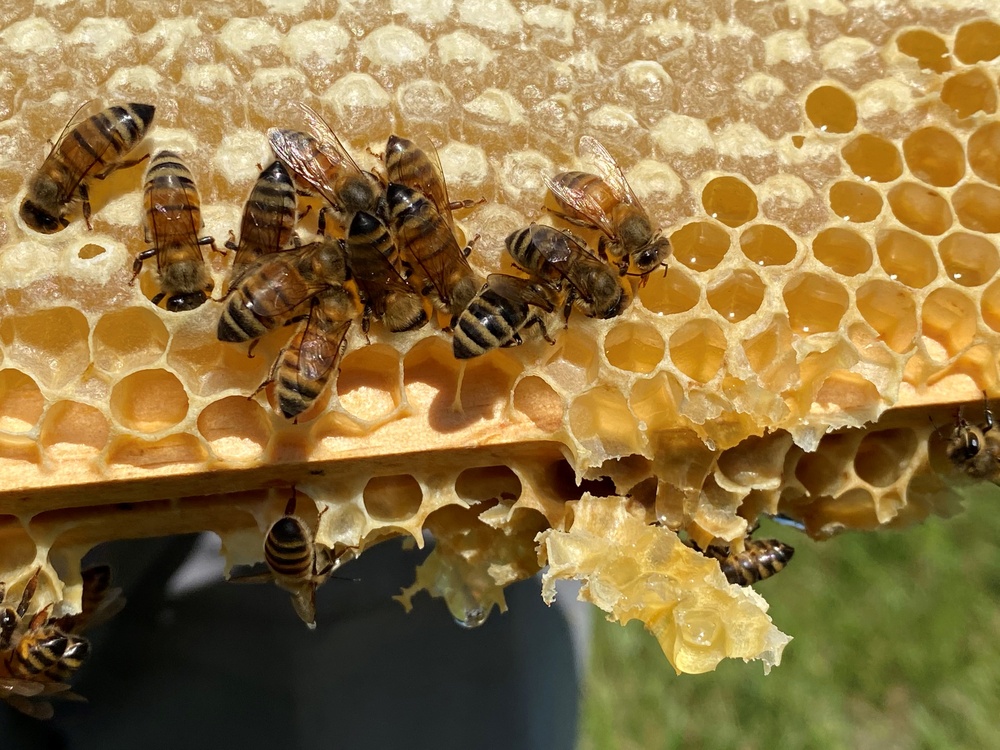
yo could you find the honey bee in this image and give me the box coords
[217,237,347,345]
[0,568,39,651]
[268,104,386,228]
[345,210,428,334]
[261,288,357,420]
[453,274,558,359]
[384,134,478,229]
[546,135,670,278]
[695,538,795,587]
[945,392,1000,483]
[20,102,155,234]
[225,160,299,284]
[387,183,484,321]
[132,150,217,312]
[505,224,631,320]
[230,492,348,628]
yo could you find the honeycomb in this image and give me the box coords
[1,0,999,686]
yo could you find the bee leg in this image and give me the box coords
[224,231,238,253]
[524,314,555,345]
[361,309,373,344]
[290,232,302,248]
[95,153,149,179]
[501,332,524,348]
[16,568,40,620]
[79,182,93,230]
[462,234,481,257]
[983,391,994,433]
[131,248,158,285]
[400,260,414,279]
[198,235,222,256]
[150,292,166,308]
[251,352,282,399]
[317,206,329,237]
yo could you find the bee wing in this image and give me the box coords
[485,274,556,313]
[45,99,100,159]
[290,586,318,628]
[50,565,124,633]
[297,308,351,383]
[399,207,472,307]
[296,103,365,178]
[244,261,330,318]
[348,243,419,316]
[544,173,618,239]
[0,677,47,698]
[269,128,341,208]
[528,226,601,304]
[579,134,642,208]
[2,693,56,720]
[421,141,456,230]
[227,561,274,584]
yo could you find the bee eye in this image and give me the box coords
[964,433,981,459]
[167,292,208,312]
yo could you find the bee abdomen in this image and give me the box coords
[46,636,90,681]
[265,518,312,577]
[13,632,68,677]
[453,293,520,359]
[720,540,794,586]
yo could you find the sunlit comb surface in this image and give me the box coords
[0,1,998,679]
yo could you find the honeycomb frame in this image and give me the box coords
[1,1,999,677]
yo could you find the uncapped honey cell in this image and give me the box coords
[603,323,666,374]
[363,474,423,521]
[110,369,190,433]
[196,397,271,462]
[706,269,765,323]
[701,177,758,228]
[512,375,563,433]
[954,19,1000,64]
[739,224,798,266]
[876,230,938,288]
[812,228,873,276]
[853,429,918,488]
[856,280,918,353]
[0,370,43,433]
[940,69,997,118]
[939,232,999,286]
[841,134,903,182]
[902,127,964,187]
[952,183,1000,234]
[968,121,1000,185]
[921,288,978,357]
[829,181,882,223]
[93,307,170,374]
[668,320,726,383]
[896,29,951,73]
[805,85,857,133]
[638,265,700,315]
[671,220,730,271]
[887,183,952,236]
[783,273,849,334]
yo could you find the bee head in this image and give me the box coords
[632,235,672,275]
[947,420,982,463]
[20,198,67,234]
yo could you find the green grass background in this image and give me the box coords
[580,483,1000,750]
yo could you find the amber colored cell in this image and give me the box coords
[197,397,271,462]
[940,69,997,118]
[701,177,758,228]
[896,29,951,73]
[637,265,700,315]
[952,183,1000,234]
[39,401,110,451]
[668,320,726,382]
[670,221,730,271]
[856,280,918,353]
[783,273,849,334]
[875,230,938,288]
[107,433,208,469]
[0,307,90,391]
[854,429,919,488]
[512,376,563,433]
[954,19,1000,64]
[886,183,952,236]
[455,466,523,504]
[93,307,170,374]
[829,181,882,223]
[110,369,190,433]
[542,327,600,394]
[968,122,1000,185]
[337,344,403,422]
[902,128,965,187]
[804,85,857,133]
[706,269,765,323]
[568,386,643,455]
[794,433,855,495]
[812,228,873,276]
[841,134,903,183]
[921,288,978,357]
[604,322,666,373]
[363,474,423,521]
[939,233,999,286]
[77,243,106,259]
[0,370,44,433]
[739,224,798,266]
[629,372,682,433]
[982,279,1000,332]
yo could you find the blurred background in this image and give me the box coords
[581,482,1000,749]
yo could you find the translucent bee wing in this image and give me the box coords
[226,561,273,584]
[396,199,470,307]
[578,134,642,208]
[295,103,365,177]
[243,260,330,319]
[45,99,100,160]
[290,586,318,629]
[485,274,556,313]
[347,240,419,317]
[544,173,618,239]
[0,677,47,698]
[297,310,350,383]
[2,693,56,720]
